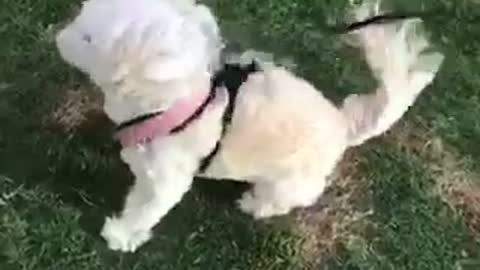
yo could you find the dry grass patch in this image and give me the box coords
[294,149,373,265]
[296,119,480,265]
[44,87,109,137]
[387,121,480,235]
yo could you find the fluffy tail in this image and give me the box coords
[342,2,444,147]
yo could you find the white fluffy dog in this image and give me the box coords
[56,0,443,252]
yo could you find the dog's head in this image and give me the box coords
[56,0,212,87]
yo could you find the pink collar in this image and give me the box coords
[115,88,213,148]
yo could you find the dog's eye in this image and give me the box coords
[82,34,92,43]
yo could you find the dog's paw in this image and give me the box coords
[237,192,290,219]
[100,216,152,252]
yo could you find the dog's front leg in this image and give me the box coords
[101,146,195,252]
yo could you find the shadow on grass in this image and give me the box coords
[2,112,295,269]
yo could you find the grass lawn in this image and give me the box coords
[1,0,480,269]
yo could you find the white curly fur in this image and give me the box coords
[56,0,443,252]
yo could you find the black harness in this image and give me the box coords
[198,61,260,173]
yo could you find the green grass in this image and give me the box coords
[330,147,479,270]
[1,0,480,269]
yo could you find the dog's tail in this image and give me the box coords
[341,3,444,147]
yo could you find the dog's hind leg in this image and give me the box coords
[238,178,326,219]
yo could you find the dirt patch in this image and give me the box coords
[294,149,373,265]
[446,183,480,234]
[295,120,480,265]
[44,86,112,137]
[430,153,480,235]
[387,121,480,235]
